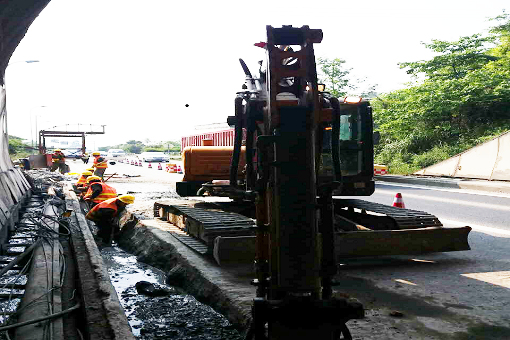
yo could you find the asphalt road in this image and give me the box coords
[368,182,510,234]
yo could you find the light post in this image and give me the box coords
[29,105,46,149]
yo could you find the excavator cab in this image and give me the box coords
[319,98,376,196]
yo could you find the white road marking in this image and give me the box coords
[375,188,510,212]
[439,218,510,237]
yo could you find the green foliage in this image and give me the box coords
[99,140,181,155]
[399,34,497,80]
[8,135,33,160]
[317,58,352,97]
[374,13,510,174]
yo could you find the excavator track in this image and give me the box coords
[334,198,442,229]
[154,200,256,254]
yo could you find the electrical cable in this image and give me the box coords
[0,302,81,332]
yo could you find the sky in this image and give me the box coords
[5,0,508,149]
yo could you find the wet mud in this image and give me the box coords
[101,245,242,339]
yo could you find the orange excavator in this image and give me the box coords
[157,25,471,339]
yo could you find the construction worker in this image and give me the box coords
[50,149,68,173]
[85,195,135,244]
[92,151,108,178]
[81,151,90,164]
[74,170,93,192]
[83,176,117,207]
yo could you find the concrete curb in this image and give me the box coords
[117,213,255,334]
[376,175,510,194]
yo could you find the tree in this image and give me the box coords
[317,58,352,97]
[399,34,497,80]
[8,135,32,159]
[372,13,510,174]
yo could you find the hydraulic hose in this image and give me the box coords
[329,97,342,182]
[230,96,244,188]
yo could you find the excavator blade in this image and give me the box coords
[335,226,471,258]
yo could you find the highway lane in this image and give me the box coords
[367,182,510,234]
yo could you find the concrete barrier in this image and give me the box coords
[415,130,510,180]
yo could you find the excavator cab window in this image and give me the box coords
[339,110,363,176]
[321,101,373,186]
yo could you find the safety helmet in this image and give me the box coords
[81,171,93,176]
[117,195,135,204]
[54,149,61,152]
[86,176,102,183]
[92,152,101,156]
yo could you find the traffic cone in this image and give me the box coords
[157,163,162,170]
[392,193,405,208]
[148,162,152,169]
[139,161,143,167]
[177,165,183,174]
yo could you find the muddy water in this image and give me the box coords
[101,245,243,339]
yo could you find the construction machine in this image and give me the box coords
[156,25,471,339]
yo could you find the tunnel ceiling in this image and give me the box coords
[0,0,51,85]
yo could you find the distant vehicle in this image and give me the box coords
[62,149,82,158]
[139,152,169,163]
[107,149,126,158]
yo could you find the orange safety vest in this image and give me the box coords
[83,182,117,203]
[76,175,88,187]
[86,197,118,222]
[94,156,108,169]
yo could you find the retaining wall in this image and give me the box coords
[415,130,510,180]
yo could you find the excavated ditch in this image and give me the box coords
[100,245,243,339]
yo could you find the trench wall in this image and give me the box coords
[0,87,32,246]
[415,130,510,180]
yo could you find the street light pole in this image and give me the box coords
[30,105,46,151]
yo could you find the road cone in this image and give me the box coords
[392,193,406,208]
[148,162,152,169]
[139,161,143,167]
[157,163,162,170]
[177,165,183,174]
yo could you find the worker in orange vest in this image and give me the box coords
[50,149,68,173]
[74,170,93,192]
[92,151,108,178]
[83,176,117,208]
[85,195,135,244]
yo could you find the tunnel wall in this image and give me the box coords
[415,130,510,181]
[0,87,32,244]
[0,0,52,243]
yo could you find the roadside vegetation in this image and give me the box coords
[372,13,510,174]
[8,135,33,160]
[99,139,181,156]
[319,13,510,174]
